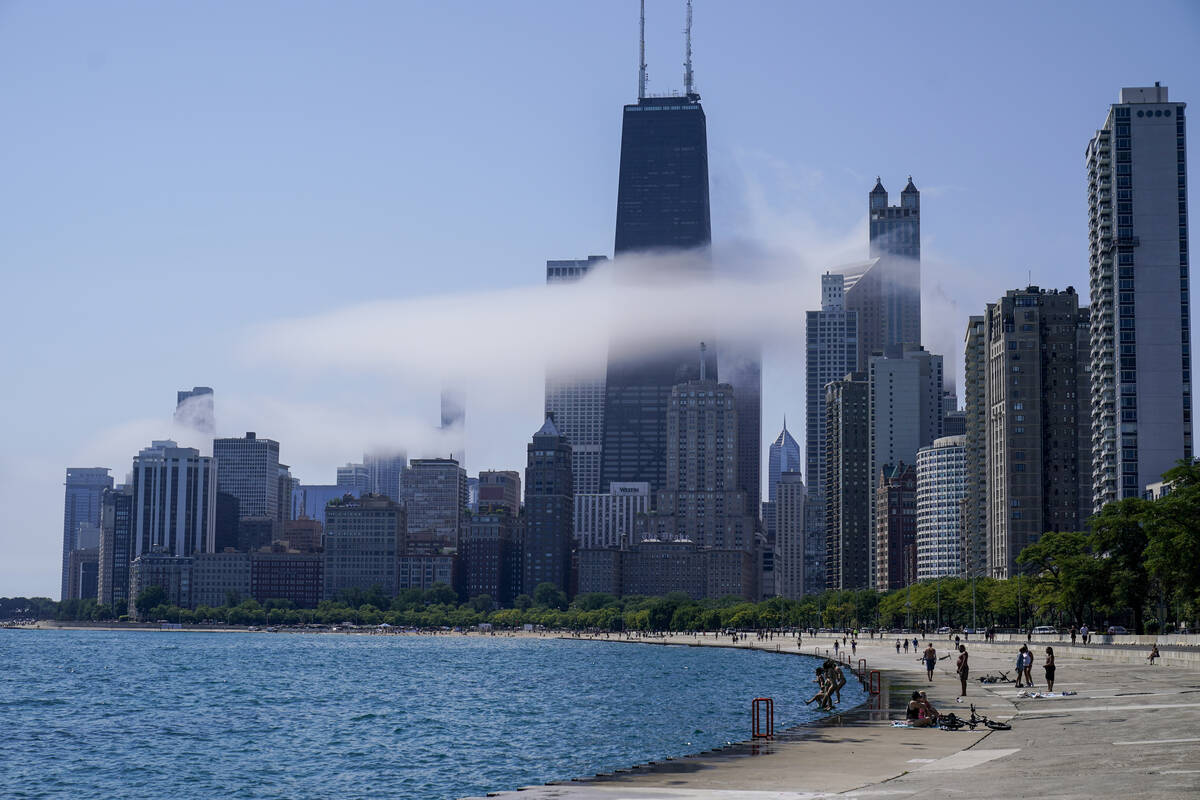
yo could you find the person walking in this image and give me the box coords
[1015,645,1029,688]
[851,638,857,656]
[1080,624,1089,645]
[956,645,969,699]
[896,639,902,654]
[1044,646,1056,692]
[923,643,937,682]
[1070,627,1077,646]
[833,639,839,656]
[903,639,909,654]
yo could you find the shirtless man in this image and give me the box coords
[923,643,938,681]
[828,661,847,704]
[805,667,834,710]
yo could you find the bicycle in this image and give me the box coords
[967,704,1012,731]
[978,670,1013,684]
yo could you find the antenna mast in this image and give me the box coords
[684,0,694,96]
[638,0,647,100]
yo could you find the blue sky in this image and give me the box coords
[2,0,1198,597]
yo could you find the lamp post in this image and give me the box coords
[972,575,977,631]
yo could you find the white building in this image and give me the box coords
[545,256,608,494]
[131,440,217,557]
[574,482,650,549]
[1087,84,1192,510]
[916,435,966,579]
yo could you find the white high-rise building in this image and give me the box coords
[545,256,608,494]
[337,462,371,495]
[1088,84,1192,510]
[131,440,217,557]
[574,482,650,549]
[916,435,966,580]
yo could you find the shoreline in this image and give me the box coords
[468,632,1200,800]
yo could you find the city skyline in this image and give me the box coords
[2,1,1198,597]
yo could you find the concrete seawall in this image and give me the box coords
[467,632,1200,800]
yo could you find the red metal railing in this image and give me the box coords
[751,697,774,739]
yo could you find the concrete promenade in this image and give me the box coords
[466,633,1200,800]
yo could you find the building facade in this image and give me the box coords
[601,92,715,496]
[523,417,574,594]
[574,482,650,549]
[874,463,918,591]
[322,496,405,600]
[774,471,807,599]
[98,487,134,610]
[61,467,113,601]
[825,372,870,590]
[545,256,608,495]
[916,436,967,580]
[805,273,858,508]
[400,458,467,549]
[131,441,217,558]
[462,510,521,606]
[477,470,522,516]
[174,386,215,434]
[766,419,802,542]
[336,463,371,495]
[1087,84,1192,510]
[985,287,1092,578]
[364,451,407,502]
[213,432,281,521]
[128,552,192,617]
[962,315,988,576]
[191,552,252,608]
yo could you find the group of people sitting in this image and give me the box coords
[904,690,941,727]
[804,659,847,711]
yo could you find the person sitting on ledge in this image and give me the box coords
[1148,644,1161,664]
[805,667,834,711]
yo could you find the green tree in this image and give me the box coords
[1017,530,1107,625]
[424,584,458,607]
[468,594,494,613]
[532,582,568,611]
[513,594,533,611]
[1089,497,1152,633]
[1144,461,1200,621]
[135,586,167,616]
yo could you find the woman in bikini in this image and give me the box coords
[1044,646,1056,692]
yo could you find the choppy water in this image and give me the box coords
[0,630,863,799]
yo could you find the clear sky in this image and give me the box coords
[2,0,1198,598]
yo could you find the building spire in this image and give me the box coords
[684,0,694,97]
[699,341,707,380]
[638,0,647,100]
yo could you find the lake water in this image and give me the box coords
[0,630,864,799]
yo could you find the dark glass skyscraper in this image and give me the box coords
[524,416,574,594]
[601,93,718,496]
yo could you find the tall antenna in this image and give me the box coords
[638,0,647,100]
[684,0,694,96]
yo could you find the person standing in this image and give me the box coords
[1015,645,1028,687]
[956,645,969,699]
[1044,646,1056,692]
[1070,627,1077,646]
[1023,647,1035,687]
[903,639,909,654]
[1080,624,1089,645]
[923,643,938,682]
[896,639,901,654]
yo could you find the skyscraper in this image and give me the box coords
[600,73,715,496]
[840,179,921,367]
[545,255,608,494]
[867,344,944,585]
[984,286,1092,578]
[916,435,967,580]
[523,416,574,594]
[61,467,113,601]
[213,432,280,521]
[962,315,988,577]
[400,458,468,549]
[130,440,217,557]
[824,372,870,590]
[364,451,407,503]
[477,470,522,516]
[1087,84,1192,509]
[764,418,801,542]
[805,273,859,490]
[174,386,215,435]
[775,471,807,599]
[98,486,134,610]
[874,462,917,591]
[323,495,405,600]
[337,462,371,495]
